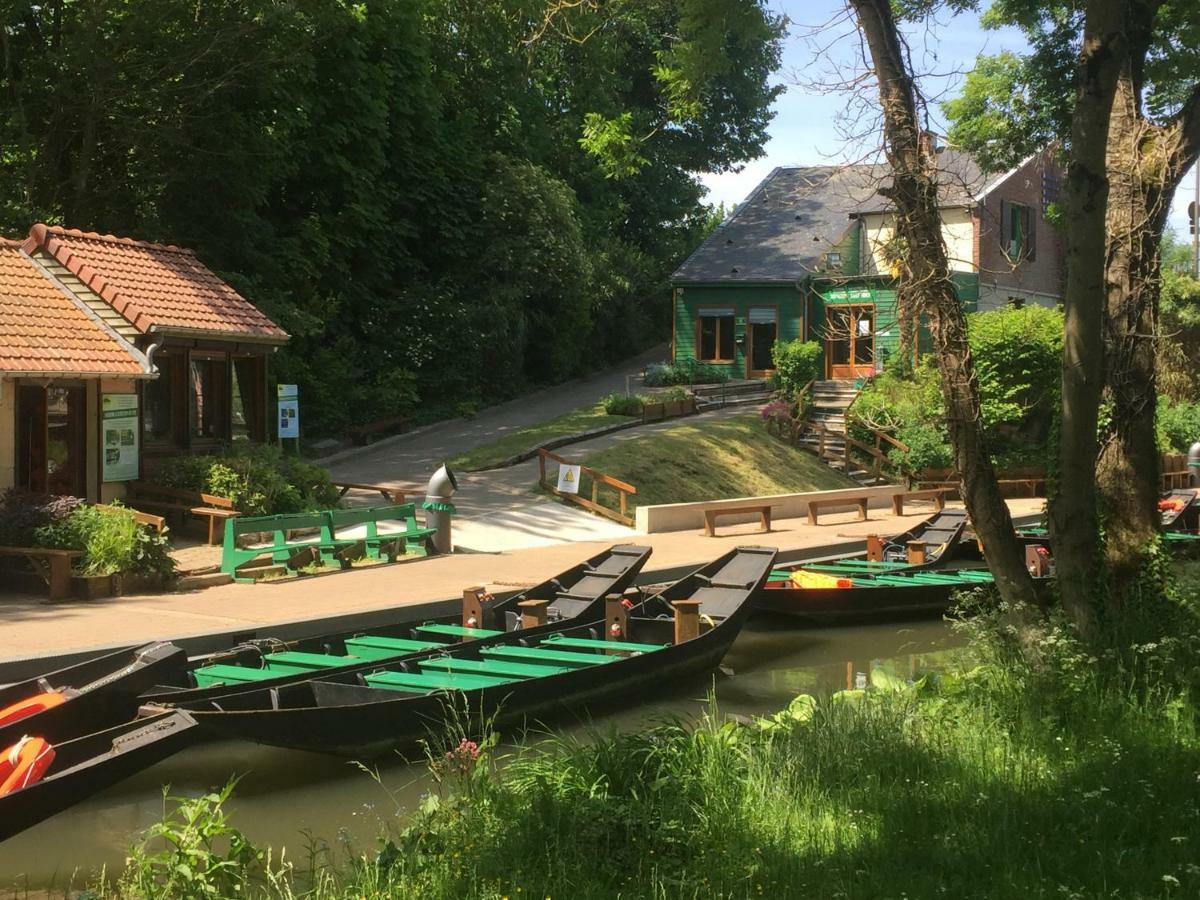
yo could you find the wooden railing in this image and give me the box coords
[537,448,637,527]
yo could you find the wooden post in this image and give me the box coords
[906,541,927,565]
[866,534,883,561]
[1025,545,1050,577]
[846,660,854,691]
[518,599,548,630]
[462,586,487,629]
[619,489,627,520]
[605,594,629,642]
[538,451,546,487]
[672,599,702,645]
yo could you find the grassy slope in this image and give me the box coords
[581,409,859,509]
[448,404,637,471]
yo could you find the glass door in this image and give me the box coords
[746,308,778,377]
[17,384,87,497]
[825,305,875,379]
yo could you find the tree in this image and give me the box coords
[846,0,1039,610]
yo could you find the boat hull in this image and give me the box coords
[756,582,959,624]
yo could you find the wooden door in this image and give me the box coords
[825,305,875,380]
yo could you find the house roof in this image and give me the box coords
[673,148,989,285]
[0,240,149,376]
[22,224,288,342]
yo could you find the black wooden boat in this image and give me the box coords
[0,642,186,749]
[0,710,197,842]
[795,507,971,581]
[1159,489,1198,531]
[758,564,998,624]
[140,544,653,705]
[160,546,777,757]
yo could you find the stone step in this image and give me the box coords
[173,571,234,592]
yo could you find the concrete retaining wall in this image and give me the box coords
[635,485,909,534]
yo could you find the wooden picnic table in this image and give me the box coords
[331,480,419,505]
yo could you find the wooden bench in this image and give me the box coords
[914,467,1046,498]
[890,489,947,516]
[347,416,408,446]
[701,504,773,537]
[0,546,84,601]
[96,504,167,534]
[331,481,410,504]
[127,483,239,544]
[807,495,870,526]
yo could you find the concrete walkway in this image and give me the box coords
[0,499,1044,662]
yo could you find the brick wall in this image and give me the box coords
[975,149,1066,310]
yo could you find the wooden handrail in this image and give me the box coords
[537,448,637,526]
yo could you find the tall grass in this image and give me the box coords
[70,581,1200,899]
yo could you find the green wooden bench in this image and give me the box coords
[321,504,437,563]
[262,650,356,673]
[344,635,447,660]
[481,645,615,669]
[365,669,514,693]
[221,511,360,582]
[414,623,503,640]
[419,657,572,678]
[542,636,667,653]
[192,663,277,688]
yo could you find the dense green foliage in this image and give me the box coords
[88,570,1200,899]
[852,306,1063,469]
[34,504,174,578]
[770,339,822,399]
[0,0,782,435]
[153,444,338,515]
[0,490,81,547]
[643,360,732,386]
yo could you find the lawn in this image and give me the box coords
[579,409,860,510]
[448,404,637,471]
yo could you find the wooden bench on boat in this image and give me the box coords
[0,546,84,601]
[808,495,869,526]
[701,504,773,537]
[126,483,239,544]
[890,489,948,516]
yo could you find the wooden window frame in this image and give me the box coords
[695,307,737,364]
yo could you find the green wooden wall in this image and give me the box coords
[673,284,805,378]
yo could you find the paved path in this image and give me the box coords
[1,499,1045,661]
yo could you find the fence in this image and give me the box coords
[536,448,638,527]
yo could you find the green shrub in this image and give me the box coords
[771,339,821,398]
[891,423,954,471]
[644,361,729,386]
[35,504,174,578]
[0,490,81,546]
[601,393,645,416]
[967,304,1063,434]
[1158,396,1200,453]
[153,444,337,515]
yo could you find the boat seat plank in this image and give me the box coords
[481,646,614,668]
[344,635,447,657]
[682,586,748,621]
[413,623,503,639]
[543,636,666,653]
[264,651,356,669]
[419,657,571,678]
[365,670,514,692]
[192,664,277,687]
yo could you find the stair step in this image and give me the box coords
[174,572,234,591]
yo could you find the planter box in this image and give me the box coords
[113,572,169,596]
[72,573,115,601]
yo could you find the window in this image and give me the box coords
[143,353,177,444]
[697,308,736,362]
[231,356,265,442]
[1001,200,1037,262]
[189,353,229,440]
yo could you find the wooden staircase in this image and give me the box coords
[692,379,773,412]
[790,381,908,487]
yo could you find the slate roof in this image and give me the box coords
[0,240,148,376]
[674,149,988,284]
[22,224,288,342]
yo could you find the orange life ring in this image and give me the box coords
[0,691,67,727]
[0,736,55,796]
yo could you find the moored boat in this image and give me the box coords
[0,711,197,842]
[0,643,186,749]
[140,544,653,705]
[157,546,777,757]
[797,508,972,581]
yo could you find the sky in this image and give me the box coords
[699,0,1198,244]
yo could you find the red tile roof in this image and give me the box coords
[0,240,147,376]
[23,224,288,341]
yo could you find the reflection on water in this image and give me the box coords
[0,617,962,890]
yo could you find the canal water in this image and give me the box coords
[0,617,963,890]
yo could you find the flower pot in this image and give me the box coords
[72,573,115,601]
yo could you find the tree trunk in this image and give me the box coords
[849,0,1037,609]
[1098,66,1200,608]
[1050,0,1128,639]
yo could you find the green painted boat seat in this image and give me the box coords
[264,651,356,671]
[419,657,571,678]
[480,645,615,668]
[344,635,446,660]
[192,663,277,688]
[414,623,503,639]
[542,636,666,653]
[365,669,513,693]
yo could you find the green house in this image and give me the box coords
[672,152,1008,382]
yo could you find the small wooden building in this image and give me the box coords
[1,225,288,503]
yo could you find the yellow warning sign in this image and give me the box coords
[556,464,582,494]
